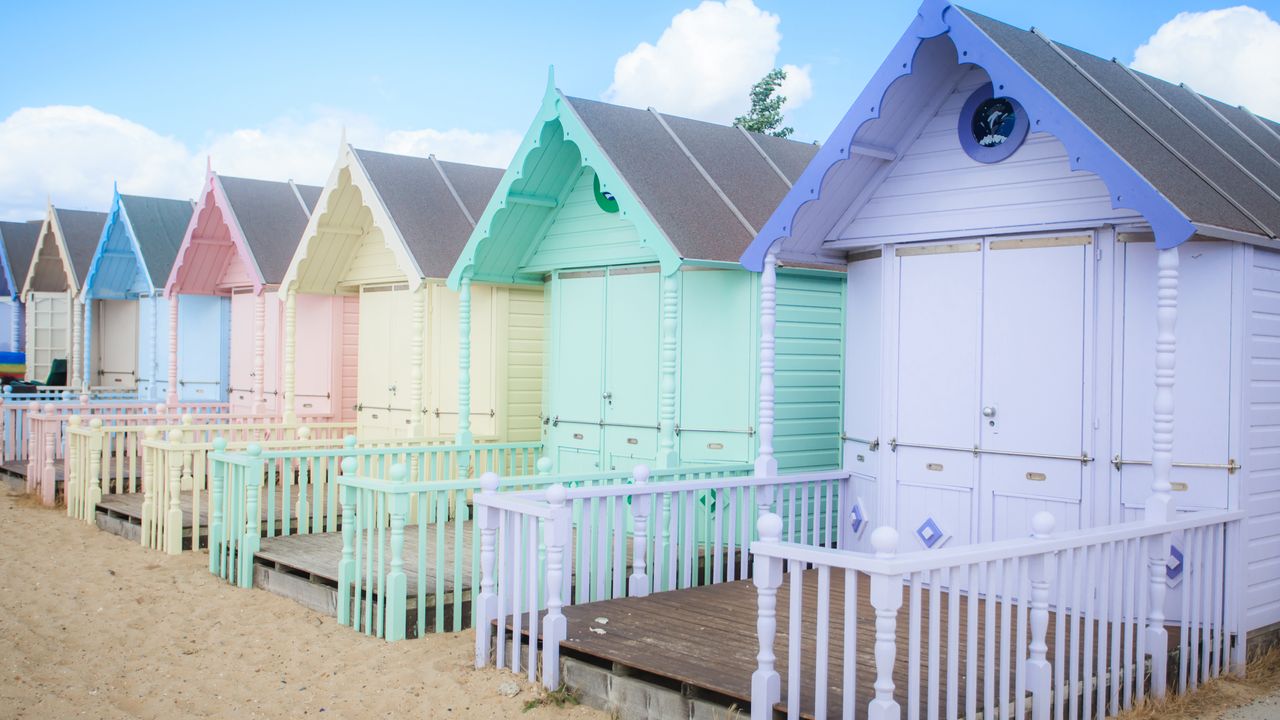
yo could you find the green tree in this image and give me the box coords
[733,68,793,138]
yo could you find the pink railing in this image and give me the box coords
[749,509,1246,720]
[25,403,228,505]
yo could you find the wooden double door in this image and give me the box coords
[892,236,1092,548]
[550,268,660,473]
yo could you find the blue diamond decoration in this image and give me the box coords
[850,503,866,534]
[916,517,944,549]
[1167,544,1184,581]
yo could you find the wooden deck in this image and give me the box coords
[95,488,307,548]
[252,525,475,636]
[552,570,1178,719]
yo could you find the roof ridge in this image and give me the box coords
[429,155,477,227]
[646,107,758,237]
[1030,27,1275,238]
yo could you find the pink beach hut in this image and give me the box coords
[165,167,347,416]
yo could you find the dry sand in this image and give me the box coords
[0,485,605,719]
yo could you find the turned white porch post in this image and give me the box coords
[457,272,472,450]
[252,292,266,414]
[755,245,780,478]
[71,295,83,389]
[282,286,298,423]
[658,272,679,468]
[1146,245,1178,700]
[166,295,179,406]
[409,285,425,438]
[81,297,94,390]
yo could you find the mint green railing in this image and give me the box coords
[336,460,754,642]
[207,438,544,588]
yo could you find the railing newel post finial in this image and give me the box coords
[86,417,105,516]
[41,423,57,506]
[751,512,784,720]
[386,464,409,642]
[140,426,160,546]
[1027,511,1056,720]
[165,428,186,555]
[536,456,553,477]
[541,482,570,689]
[628,465,652,597]
[209,436,229,576]
[337,456,359,628]
[867,526,903,720]
[475,471,501,669]
[65,415,82,518]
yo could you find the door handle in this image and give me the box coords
[982,406,997,418]
[602,391,613,401]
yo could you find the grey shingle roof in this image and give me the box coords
[217,176,320,285]
[354,148,503,279]
[119,195,194,288]
[565,96,818,263]
[0,220,40,298]
[958,6,1280,239]
[55,208,109,286]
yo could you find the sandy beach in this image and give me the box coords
[0,485,604,719]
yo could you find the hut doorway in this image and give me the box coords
[891,235,1092,548]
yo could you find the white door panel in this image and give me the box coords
[895,246,982,449]
[981,241,1087,456]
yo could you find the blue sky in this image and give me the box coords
[2,0,1279,219]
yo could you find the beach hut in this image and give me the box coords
[739,0,1280,634]
[448,73,845,474]
[81,188,193,399]
[0,220,40,356]
[278,145,538,438]
[21,204,107,385]
[164,167,324,411]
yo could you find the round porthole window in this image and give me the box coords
[593,173,619,213]
[959,83,1029,163]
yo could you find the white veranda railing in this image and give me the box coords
[472,466,849,688]
[749,508,1246,720]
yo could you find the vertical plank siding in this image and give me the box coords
[504,287,545,442]
[774,271,845,472]
[1245,246,1280,630]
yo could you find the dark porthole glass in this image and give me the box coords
[972,97,1017,147]
[958,83,1029,163]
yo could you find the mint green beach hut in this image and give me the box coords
[449,74,846,474]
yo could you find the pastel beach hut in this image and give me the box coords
[472,5,1278,707]
[21,204,107,386]
[164,167,323,410]
[0,220,40,357]
[733,0,1280,700]
[449,75,845,474]
[278,145,541,438]
[80,188,193,399]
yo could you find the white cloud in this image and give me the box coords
[604,0,812,124]
[0,106,522,221]
[1132,5,1280,120]
[0,106,196,221]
